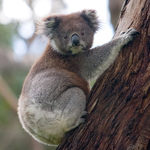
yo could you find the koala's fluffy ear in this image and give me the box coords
[36,16,60,38]
[81,10,100,32]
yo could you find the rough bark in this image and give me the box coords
[57,0,150,150]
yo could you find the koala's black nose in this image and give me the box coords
[71,34,80,46]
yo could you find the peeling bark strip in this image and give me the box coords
[57,0,150,150]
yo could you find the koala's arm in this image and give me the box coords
[76,28,139,80]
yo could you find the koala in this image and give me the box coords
[18,10,138,146]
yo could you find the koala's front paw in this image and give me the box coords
[120,28,139,45]
[121,28,139,37]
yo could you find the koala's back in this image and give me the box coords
[22,68,89,105]
[22,44,90,98]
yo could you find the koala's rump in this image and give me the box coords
[19,68,89,145]
[18,69,80,144]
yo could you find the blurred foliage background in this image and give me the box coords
[0,0,124,149]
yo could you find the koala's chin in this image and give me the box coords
[69,46,84,55]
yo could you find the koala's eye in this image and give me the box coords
[81,32,84,36]
[63,35,67,39]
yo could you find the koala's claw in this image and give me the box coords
[126,28,139,36]
[79,118,85,124]
[121,28,139,37]
[81,111,87,116]
[120,31,125,35]
[126,28,135,34]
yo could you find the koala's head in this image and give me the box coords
[38,10,100,55]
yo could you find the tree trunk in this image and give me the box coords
[57,0,150,149]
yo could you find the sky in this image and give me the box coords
[0,0,114,57]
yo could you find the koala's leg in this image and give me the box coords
[76,28,139,80]
[57,87,86,132]
[18,87,86,145]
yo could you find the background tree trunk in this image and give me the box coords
[109,0,124,28]
[57,0,150,149]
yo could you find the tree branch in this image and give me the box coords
[0,75,18,112]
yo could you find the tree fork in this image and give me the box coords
[57,0,150,149]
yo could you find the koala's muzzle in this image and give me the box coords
[71,34,80,46]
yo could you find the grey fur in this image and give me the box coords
[75,28,138,80]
